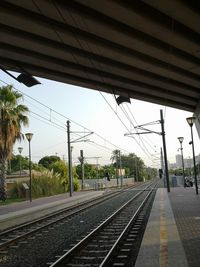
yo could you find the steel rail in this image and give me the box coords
[0,190,121,249]
[0,182,144,237]
[49,181,156,266]
[100,186,156,266]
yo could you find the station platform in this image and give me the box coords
[1,186,200,266]
[0,190,104,231]
[135,187,200,267]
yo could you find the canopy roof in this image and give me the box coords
[0,0,199,112]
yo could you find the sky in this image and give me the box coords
[0,70,199,168]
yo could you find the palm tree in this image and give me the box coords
[0,85,29,200]
[110,149,120,165]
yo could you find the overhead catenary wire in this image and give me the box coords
[29,113,65,132]
[118,102,152,157]
[52,7,128,154]
[125,103,158,151]
[111,94,154,157]
[0,2,160,164]
[55,3,162,164]
[99,91,151,159]
[0,78,129,157]
[61,5,158,161]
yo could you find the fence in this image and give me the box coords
[80,177,135,190]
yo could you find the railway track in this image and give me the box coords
[49,182,157,267]
[0,181,158,267]
[0,183,145,251]
[0,190,120,250]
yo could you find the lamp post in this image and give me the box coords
[186,117,198,195]
[18,147,23,176]
[177,137,185,187]
[25,133,33,202]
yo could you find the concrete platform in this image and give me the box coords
[0,190,104,231]
[135,187,200,267]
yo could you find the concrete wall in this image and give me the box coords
[81,177,135,190]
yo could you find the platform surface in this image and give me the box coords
[135,187,200,267]
[0,190,104,230]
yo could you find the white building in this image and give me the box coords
[184,157,193,168]
[175,154,182,168]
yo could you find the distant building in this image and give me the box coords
[168,163,177,169]
[176,154,182,168]
[184,157,193,168]
[195,154,200,165]
[169,154,200,170]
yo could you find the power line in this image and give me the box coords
[120,103,157,154]
[99,91,152,158]
[67,9,163,164]
[125,104,155,149]
[49,6,153,160]
[0,78,129,156]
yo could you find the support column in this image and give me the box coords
[160,110,170,192]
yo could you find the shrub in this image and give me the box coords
[9,169,66,199]
[10,182,26,198]
[50,160,68,177]
[67,178,80,192]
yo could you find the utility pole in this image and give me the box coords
[66,122,93,197]
[116,153,119,187]
[160,147,164,171]
[80,150,85,190]
[67,120,73,197]
[124,109,170,193]
[135,157,138,182]
[160,147,165,186]
[119,150,123,188]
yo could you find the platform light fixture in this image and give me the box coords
[116,95,131,105]
[186,117,198,195]
[177,137,185,187]
[18,147,23,176]
[0,67,41,87]
[25,133,33,202]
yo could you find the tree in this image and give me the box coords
[110,149,120,166]
[76,163,97,179]
[10,153,45,173]
[10,154,29,172]
[38,155,61,169]
[49,161,79,190]
[0,85,29,200]
[49,160,68,178]
[99,165,116,179]
[120,153,146,181]
[110,149,120,182]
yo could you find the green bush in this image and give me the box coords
[9,170,66,199]
[67,178,80,192]
[49,160,68,177]
[10,182,26,198]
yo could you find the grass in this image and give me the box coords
[0,198,25,206]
